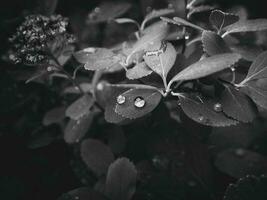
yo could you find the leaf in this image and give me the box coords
[170,53,241,83]
[179,94,238,127]
[74,48,121,71]
[209,10,239,32]
[63,83,93,94]
[215,148,267,178]
[223,175,267,200]
[64,112,94,144]
[58,187,107,200]
[126,62,153,80]
[128,21,169,61]
[202,31,231,56]
[142,8,175,28]
[220,86,257,123]
[187,5,215,19]
[42,106,65,126]
[65,94,94,120]
[224,19,267,36]
[115,88,162,119]
[81,139,114,177]
[161,16,204,31]
[114,18,138,25]
[243,51,267,83]
[87,2,131,24]
[230,44,263,61]
[143,42,177,79]
[241,79,267,109]
[105,158,137,200]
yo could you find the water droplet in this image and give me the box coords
[134,97,146,108]
[94,7,100,13]
[230,67,235,72]
[117,95,126,105]
[185,35,190,40]
[213,103,223,112]
[47,66,53,72]
[198,115,204,122]
[84,47,96,53]
[235,148,245,157]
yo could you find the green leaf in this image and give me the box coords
[74,48,121,71]
[64,112,94,144]
[223,175,267,200]
[170,53,241,83]
[241,79,267,109]
[220,86,257,123]
[87,2,131,24]
[65,95,94,120]
[126,62,153,80]
[242,51,267,83]
[81,139,114,177]
[209,10,239,32]
[143,42,177,80]
[215,148,267,178]
[115,88,162,119]
[127,21,169,63]
[142,8,175,29]
[223,19,267,36]
[105,158,137,200]
[179,94,238,127]
[42,106,65,126]
[202,31,231,56]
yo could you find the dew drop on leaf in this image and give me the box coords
[185,35,190,40]
[213,103,223,112]
[198,115,205,122]
[134,97,146,108]
[231,67,236,72]
[84,47,96,53]
[96,82,104,91]
[117,95,126,105]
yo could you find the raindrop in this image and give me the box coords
[47,66,53,72]
[198,115,204,122]
[94,7,101,13]
[134,97,146,108]
[213,103,223,112]
[185,35,190,40]
[235,148,245,157]
[84,47,96,53]
[117,95,126,105]
[230,67,235,72]
[96,82,104,91]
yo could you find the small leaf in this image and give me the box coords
[81,139,114,177]
[187,5,215,19]
[215,149,267,178]
[42,106,65,126]
[65,95,94,120]
[58,187,107,200]
[209,10,239,32]
[105,158,137,200]
[202,31,231,56]
[179,94,238,127]
[74,48,121,71]
[243,51,267,83]
[223,175,267,200]
[170,53,241,83]
[115,88,162,119]
[87,2,131,24]
[143,42,177,79]
[241,79,267,109]
[126,62,153,80]
[64,112,94,144]
[224,19,267,36]
[220,86,257,123]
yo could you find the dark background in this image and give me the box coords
[0,0,266,200]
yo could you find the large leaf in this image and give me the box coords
[223,175,267,200]
[87,2,131,24]
[241,79,267,109]
[209,10,239,32]
[220,86,256,123]
[58,187,107,200]
[170,53,241,83]
[64,112,94,144]
[126,62,153,80]
[143,42,177,79]
[74,48,121,71]
[105,158,137,200]
[179,94,238,127]
[65,95,94,120]
[223,19,267,36]
[42,106,65,126]
[242,51,267,83]
[81,139,114,177]
[202,31,231,56]
[215,148,267,178]
[115,88,162,119]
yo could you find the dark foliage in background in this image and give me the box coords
[1,0,267,200]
